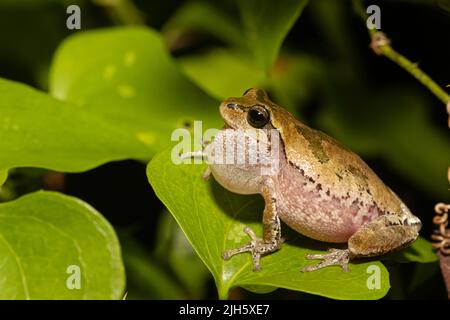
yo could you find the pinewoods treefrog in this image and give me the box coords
[185,88,421,272]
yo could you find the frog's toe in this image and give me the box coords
[222,227,281,272]
[301,249,350,273]
[222,241,263,271]
[221,242,254,260]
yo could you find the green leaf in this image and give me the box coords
[236,0,309,73]
[0,191,124,299]
[147,149,391,300]
[179,51,325,113]
[49,27,221,153]
[179,49,266,100]
[0,77,150,178]
[0,170,7,186]
[384,237,438,264]
[241,284,278,294]
[163,1,245,49]
[165,0,309,74]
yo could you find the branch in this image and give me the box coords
[353,0,450,107]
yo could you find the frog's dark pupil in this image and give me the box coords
[247,107,269,128]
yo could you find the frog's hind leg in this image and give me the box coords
[346,214,421,258]
[301,214,421,272]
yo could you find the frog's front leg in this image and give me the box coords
[222,185,283,272]
[179,139,212,180]
[301,214,421,272]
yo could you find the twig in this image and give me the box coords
[353,0,450,106]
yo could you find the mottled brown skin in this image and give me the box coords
[204,89,421,272]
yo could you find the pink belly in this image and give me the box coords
[275,180,383,243]
[277,195,374,243]
[272,152,384,243]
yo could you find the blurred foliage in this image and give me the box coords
[0,191,125,299]
[0,0,448,299]
[154,211,210,298]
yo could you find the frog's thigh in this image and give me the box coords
[348,215,419,257]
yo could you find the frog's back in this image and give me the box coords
[269,103,409,229]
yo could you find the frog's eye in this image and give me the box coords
[247,105,269,128]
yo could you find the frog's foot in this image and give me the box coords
[301,248,350,272]
[222,227,283,272]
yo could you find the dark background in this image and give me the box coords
[0,0,449,299]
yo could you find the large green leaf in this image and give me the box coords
[147,149,393,300]
[163,1,244,49]
[178,51,326,116]
[0,170,7,186]
[0,77,150,183]
[236,0,309,73]
[1,27,222,185]
[49,27,221,153]
[165,0,309,74]
[0,191,124,299]
[384,236,438,264]
[179,49,266,100]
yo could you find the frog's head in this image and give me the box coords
[219,88,274,130]
[210,89,282,194]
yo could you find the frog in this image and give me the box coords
[184,88,422,272]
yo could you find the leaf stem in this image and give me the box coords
[352,0,450,106]
[217,286,229,300]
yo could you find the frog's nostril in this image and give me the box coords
[227,103,238,110]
